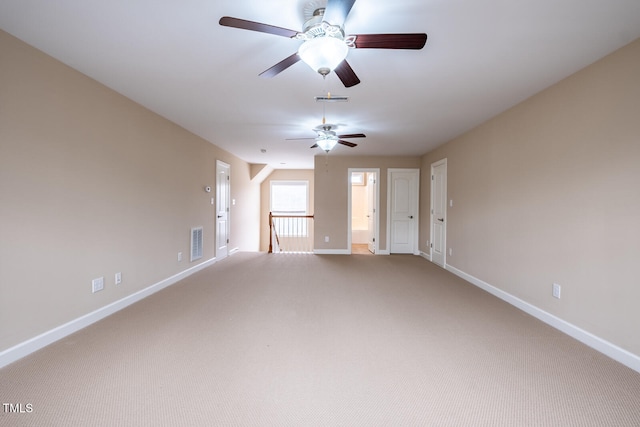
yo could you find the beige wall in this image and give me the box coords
[420,38,640,356]
[0,30,260,353]
[314,156,421,251]
[259,169,315,252]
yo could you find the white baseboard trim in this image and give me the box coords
[420,251,432,261]
[445,264,640,374]
[313,249,351,255]
[0,257,217,369]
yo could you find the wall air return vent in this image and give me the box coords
[190,227,203,262]
[315,95,349,102]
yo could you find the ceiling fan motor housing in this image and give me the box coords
[303,8,325,33]
[299,6,345,40]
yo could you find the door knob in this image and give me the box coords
[217,215,223,218]
[438,218,444,222]
[409,215,414,219]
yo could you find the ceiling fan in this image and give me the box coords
[288,123,365,152]
[219,0,427,87]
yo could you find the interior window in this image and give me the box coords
[270,181,309,237]
[270,181,309,215]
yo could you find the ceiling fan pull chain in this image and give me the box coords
[322,101,326,125]
[321,73,333,125]
[322,78,327,125]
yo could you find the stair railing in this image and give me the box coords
[269,212,314,253]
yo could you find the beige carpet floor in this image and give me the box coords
[2,252,640,426]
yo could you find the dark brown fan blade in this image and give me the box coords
[350,33,427,49]
[334,60,361,88]
[338,140,357,147]
[310,143,319,149]
[259,53,301,78]
[337,133,366,139]
[323,0,357,26]
[219,16,299,38]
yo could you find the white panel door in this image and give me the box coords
[389,169,419,254]
[431,159,447,266]
[216,160,230,259]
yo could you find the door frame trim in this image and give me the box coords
[387,168,420,255]
[347,168,380,255]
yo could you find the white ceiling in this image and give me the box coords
[2,0,640,169]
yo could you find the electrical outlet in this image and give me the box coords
[449,248,453,256]
[552,283,561,299]
[324,236,329,243]
[92,277,104,293]
[177,252,183,262]
[115,272,122,285]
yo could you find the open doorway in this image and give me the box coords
[348,169,379,255]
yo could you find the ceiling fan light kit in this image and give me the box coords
[296,8,352,76]
[298,35,349,76]
[316,136,339,152]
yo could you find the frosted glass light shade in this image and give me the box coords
[298,37,349,74]
[316,137,339,152]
